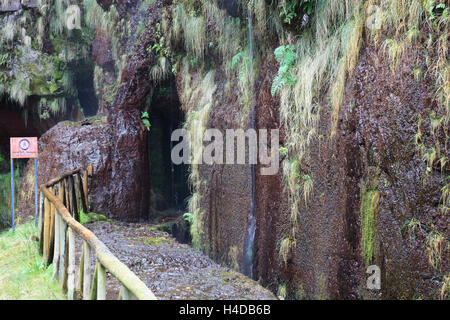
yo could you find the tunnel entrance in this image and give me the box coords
[147,79,190,243]
[0,98,44,171]
[75,61,99,117]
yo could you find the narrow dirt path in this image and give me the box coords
[74,221,276,300]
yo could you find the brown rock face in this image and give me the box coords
[18,0,163,222]
[97,0,113,10]
[92,29,114,72]
[102,0,165,221]
[333,45,448,299]
[183,61,288,278]
[108,108,150,221]
[196,41,448,299]
[18,114,149,222]
[18,119,113,219]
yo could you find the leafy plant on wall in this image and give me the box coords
[141,112,151,131]
[271,44,296,96]
[279,0,315,25]
[423,0,449,23]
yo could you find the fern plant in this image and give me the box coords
[183,212,194,224]
[232,49,251,83]
[141,111,151,131]
[0,53,9,67]
[271,44,296,96]
[279,0,298,24]
[147,23,171,58]
[424,0,449,22]
[279,0,315,25]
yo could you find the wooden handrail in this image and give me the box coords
[39,168,157,300]
[44,168,81,187]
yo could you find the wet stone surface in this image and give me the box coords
[74,221,276,300]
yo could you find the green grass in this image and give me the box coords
[0,222,65,300]
[0,167,23,231]
[277,283,287,299]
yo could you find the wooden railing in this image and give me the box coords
[38,167,156,300]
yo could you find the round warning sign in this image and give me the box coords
[19,139,31,151]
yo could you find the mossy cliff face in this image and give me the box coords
[335,43,448,299]
[0,0,93,121]
[9,0,449,299]
[16,0,166,220]
[160,0,448,299]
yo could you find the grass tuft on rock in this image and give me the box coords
[360,189,380,266]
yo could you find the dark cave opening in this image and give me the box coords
[0,59,98,168]
[75,62,99,117]
[147,79,191,243]
[0,98,44,173]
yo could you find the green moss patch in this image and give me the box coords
[60,116,107,128]
[79,211,110,225]
[132,236,171,246]
[360,188,380,266]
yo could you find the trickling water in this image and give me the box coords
[242,7,257,279]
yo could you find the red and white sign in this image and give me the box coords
[10,137,38,159]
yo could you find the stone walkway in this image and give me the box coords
[74,221,276,300]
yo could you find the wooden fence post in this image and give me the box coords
[68,175,78,221]
[77,173,88,215]
[47,186,55,265]
[64,178,70,214]
[59,220,67,290]
[119,285,131,300]
[90,262,99,300]
[39,177,157,301]
[52,182,64,280]
[52,213,60,281]
[76,240,85,299]
[83,168,89,211]
[82,242,91,300]
[43,197,51,263]
[38,192,44,253]
[67,228,75,300]
[58,182,65,206]
[97,261,106,300]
